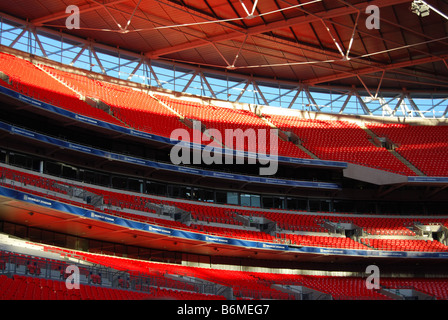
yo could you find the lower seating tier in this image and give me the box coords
[3,244,448,300]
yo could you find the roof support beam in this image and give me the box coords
[9,28,26,48]
[31,0,129,26]
[305,54,448,86]
[90,46,106,74]
[69,44,87,66]
[252,81,268,106]
[200,72,217,99]
[391,93,405,117]
[406,93,425,118]
[354,90,372,115]
[182,71,199,93]
[236,80,251,102]
[287,85,303,109]
[304,86,320,112]
[127,58,144,81]
[338,90,353,114]
[30,27,48,58]
[146,63,163,88]
[146,0,411,59]
[443,104,448,118]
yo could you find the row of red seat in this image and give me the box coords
[265,114,417,176]
[39,63,197,139]
[56,249,198,292]
[361,238,448,252]
[282,234,371,250]
[0,52,124,126]
[0,250,91,278]
[366,123,448,177]
[191,224,275,242]
[304,276,390,300]
[0,274,207,300]
[0,248,225,300]
[74,249,295,300]
[99,186,448,247]
[155,94,312,159]
[380,278,448,300]
[43,245,448,300]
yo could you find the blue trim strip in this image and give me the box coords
[408,176,448,183]
[1,120,341,190]
[1,185,447,259]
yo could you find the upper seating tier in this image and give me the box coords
[1,52,447,177]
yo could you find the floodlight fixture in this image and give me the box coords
[410,0,448,20]
[410,0,430,17]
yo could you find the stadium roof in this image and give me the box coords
[0,0,448,116]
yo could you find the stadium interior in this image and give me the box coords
[0,0,447,302]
